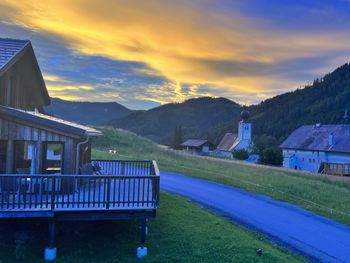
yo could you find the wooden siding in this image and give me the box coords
[0,116,82,175]
[322,162,350,176]
[0,48,48,110]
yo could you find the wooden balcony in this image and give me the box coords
[0,160,160,219]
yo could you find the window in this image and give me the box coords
[0,140,7,174]
[14,141,36,174]
[43,143,63,174]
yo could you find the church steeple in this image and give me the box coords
[238,110,252,141]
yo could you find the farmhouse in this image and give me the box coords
[281,123,350,176]
[0,38,159,260]
[181,139,214,155]
[214,110,253,158]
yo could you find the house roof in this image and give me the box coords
[0,38,30,73]
[0,105,102,138]
[280,124,350,153]
[0,38,50,106]
[216,133,238,152]
[181,139,212,147]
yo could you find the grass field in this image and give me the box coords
[93,127,350,225]
[0,193,303,263]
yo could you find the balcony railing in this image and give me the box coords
[0,160,160,212]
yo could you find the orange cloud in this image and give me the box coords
[1,0,350,103]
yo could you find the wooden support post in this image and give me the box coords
[5,139,14,174]
[140,218,147,246]
[137,218,148,259]
[45,220,57,261]
[48,221,56,247]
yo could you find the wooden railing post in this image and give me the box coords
[121,161,125,175]
[106,177,111,210]
[51,176,56,211]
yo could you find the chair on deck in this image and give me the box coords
[80,163,94,175]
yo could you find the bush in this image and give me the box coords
[232,149,249,160]
[253,135,283,166]
[260,147,283,166]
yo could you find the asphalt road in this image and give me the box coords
[160,171,350,263]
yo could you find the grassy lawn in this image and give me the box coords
[93,127,350,225]
[0,193,303,263]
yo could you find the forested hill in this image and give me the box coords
[204,63,350,143]
[46,98,134,125]
[106,97,241,144]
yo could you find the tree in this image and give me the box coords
[260,147,283,166]
[232,149,249,160]
[254,135,283,166]
[170,126,183,150]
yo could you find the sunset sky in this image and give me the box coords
[1,0,350,109]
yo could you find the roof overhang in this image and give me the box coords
[0,105,102,139]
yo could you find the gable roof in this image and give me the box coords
[0,38,30,75]
[0,38,50,106]
[0,105,102,138]
[181,139,212,147]
[216,133,238,152]
[280,125,350,153]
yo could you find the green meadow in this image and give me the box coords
[93,127,350,226]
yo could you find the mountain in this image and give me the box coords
[204,63,350,143]
[46,98,134,125]
[107,97,241,144]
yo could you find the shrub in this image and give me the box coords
[232,149,249,160]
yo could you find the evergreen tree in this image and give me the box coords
[170,126,183,150]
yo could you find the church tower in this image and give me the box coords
[235,110,252,151]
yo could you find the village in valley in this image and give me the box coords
[1,1,350,263]
[181,109,350,176]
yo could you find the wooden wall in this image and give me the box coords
[0,117,79,174]
[0,49,48,110]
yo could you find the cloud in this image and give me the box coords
[1,0,350,108]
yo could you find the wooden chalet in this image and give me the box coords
[181,139,214,155]
[0,38,159,260]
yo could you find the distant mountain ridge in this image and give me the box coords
[46,98,134,125]
[106,97,241,144]
[48,63,350,146]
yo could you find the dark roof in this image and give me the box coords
[280,125,350,153]
[181,139,212,147]
[0,105,102,138]
[0,38,30,74]
[216,133,238,151]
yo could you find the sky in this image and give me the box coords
[1,0,350,109]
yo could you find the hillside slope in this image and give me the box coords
[204,63,350,142]
[46,97,134,125]
[106,97,241,144]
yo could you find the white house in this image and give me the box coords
[214,111,253,158]
[280,124,350,175]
